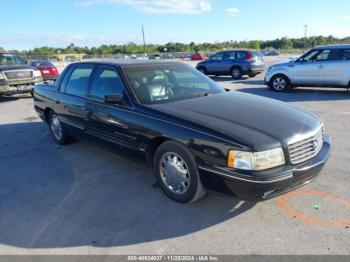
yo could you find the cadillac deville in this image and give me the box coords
[33,61,331,203]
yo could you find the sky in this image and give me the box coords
[1,0,350,50]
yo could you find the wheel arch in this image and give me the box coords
[44,107,54,123]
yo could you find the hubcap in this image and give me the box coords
[50,114,63,140]
[273,77,286,90]
[232,69,240,78]
[159,152,190,195]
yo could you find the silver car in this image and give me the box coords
[264,45,350,91]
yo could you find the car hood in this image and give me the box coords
[0,64,36,71]
[272,60,294,67]
[149,92,321,150]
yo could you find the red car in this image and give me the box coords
[30,60,59,81]
[191,52,207,61]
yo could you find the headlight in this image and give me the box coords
[228,148,285,171]
[33,70,42,78]
[0,72,4,80]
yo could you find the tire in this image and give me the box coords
[270,74,291,92]
[231,67,242,80]
[197,67,207,75]
[153,141,206,203]
[48,111,72,145]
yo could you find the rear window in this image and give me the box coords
[65,65,93,97]
[31,61,53,67]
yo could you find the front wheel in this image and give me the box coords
[154,141,206,203]
[270,75,290,92]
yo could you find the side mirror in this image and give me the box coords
[104,93,124,104]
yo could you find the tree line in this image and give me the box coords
[2,36,349,56]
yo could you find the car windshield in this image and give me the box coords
[0,53,26,65]
[123,63,224,105]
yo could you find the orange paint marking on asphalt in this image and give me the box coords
[278,188,350,227]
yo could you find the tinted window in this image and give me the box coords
[225,51,237,59]
[65,65,93,97]
[341,49,350,60]
[89,67,126,100]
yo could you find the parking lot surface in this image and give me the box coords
[0,59,349,255]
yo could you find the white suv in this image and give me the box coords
[264,45,350,92]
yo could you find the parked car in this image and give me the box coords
[264,50,280,56]
[265,44,350,92]
[33,61,330,203]
[30,60,59,82]
[196,50,265,79]
[0,51,43,97]
[191,52,207,61]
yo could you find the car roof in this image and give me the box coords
[69,59,186,68]
[315,44,350,49]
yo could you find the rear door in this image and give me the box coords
[85,65,139,149]
[55,64,93,131]
[324,49,350,86]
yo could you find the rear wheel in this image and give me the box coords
[48,112,72,145]
[271,75,290,92]
[154,141,206,203]
[231,67,242,80]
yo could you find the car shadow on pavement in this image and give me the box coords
[236,87,350,102]
[0,94,32,102]
[0,122,257,249]
[210,76,264,86]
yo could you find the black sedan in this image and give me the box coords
[33,61,331,203]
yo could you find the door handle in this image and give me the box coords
[319,65,324,69]
[55,100,60,104]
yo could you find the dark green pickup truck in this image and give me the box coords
[0,51,43,96]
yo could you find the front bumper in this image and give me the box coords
[0,78,43,95]
[199,135,331,201]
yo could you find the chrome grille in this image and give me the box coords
[288,126,324,164]
[4,70,33,81]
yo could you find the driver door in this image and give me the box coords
[205,52,225,74]
[292,49,330,85]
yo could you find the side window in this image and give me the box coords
[301,50,320,62]
[65,65,94,97]
[314,50,331,61]
[89,66,126,100]
[210,52,224,61]
[225,51,237,60]
[237,51,247,59]
[341,50,350,60]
